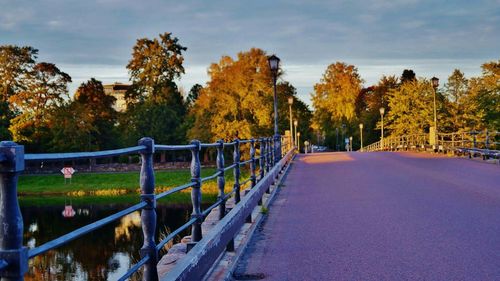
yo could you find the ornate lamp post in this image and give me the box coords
[380,107,385,150]
[268,54,281,161]
[288,96,294,150]
[336,127,339,151]
[341,123,346,151]
[431,77,439,151]
[359,123,364,152]
[297,132,301,152]
[294,120,298,148]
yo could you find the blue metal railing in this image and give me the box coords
[0,135,293,280]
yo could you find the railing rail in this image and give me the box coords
[362,130,500,162]
[0,135,295,280]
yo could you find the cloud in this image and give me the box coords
[1,0,497,106]
[0,6,34,30]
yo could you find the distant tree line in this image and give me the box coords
[0,33,312,153]
[312,61,499,150]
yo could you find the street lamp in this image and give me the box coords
[359,123,364,152]
[341,124,346,151]
[268,54,281,161]
[431,77,439,151]
[288,96,294,150]
[349,136,353,152]
[297,132,301,152]
[380,107,385,150]
[336,128,339,151]
[294,120,298,148]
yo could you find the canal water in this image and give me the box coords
[21,202,197,281]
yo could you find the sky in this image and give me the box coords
[1,0,499,107]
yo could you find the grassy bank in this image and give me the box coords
[18,168,252,206]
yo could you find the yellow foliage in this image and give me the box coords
[188,48,275,142]
[311,62,363,127]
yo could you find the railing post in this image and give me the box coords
[252,138,264,206]
[233,139,241,204]
[266,137,272,172]
[259,138,265,180]
[452,133,455,151]
[138,137,158,281]
[485,130,490,150]
[250,138,257,188]
[188,140,202,251]
[245,139,258,222]
[273,133,281,163]
[265,138,272,193]
[0,141,28,281]
[473,131,477,150]
[216,140,226,220]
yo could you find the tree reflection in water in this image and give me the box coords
[22,203,194,281]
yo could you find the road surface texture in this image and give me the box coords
[233,152,500,281]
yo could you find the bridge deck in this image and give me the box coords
[235,152,500,280]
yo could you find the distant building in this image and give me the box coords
[103,83,129,112]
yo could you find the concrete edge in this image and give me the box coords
[204,153,297,281]
[160,150,295,280]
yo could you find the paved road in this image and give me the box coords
[234,152,500,281]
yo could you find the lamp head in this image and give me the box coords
[268,54,280,73]
[294,120,298,126]
[359,123,364,129]
[288,96,294,105]
[379,107,385,115]
[431,77,439,88]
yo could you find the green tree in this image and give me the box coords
[353,75,398,147]
[400,69,416,84]
[120,100,185,145]
[444,69,469,131]
[186,84,203,108]
[8,62,71,149]
[276,82,313,145]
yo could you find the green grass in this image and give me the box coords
[18,169,221,195]
[18,168,252,206]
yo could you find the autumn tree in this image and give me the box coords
[0,45,38,139]
[121,32,188,145]
[47,101,96,152]
[126,32,187,103]
[385,79,436,135]
[188,48,276,142]
[311,62,363,148]
[473,60,500,130]
[72,78,118,149]
[9,62,71,149]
